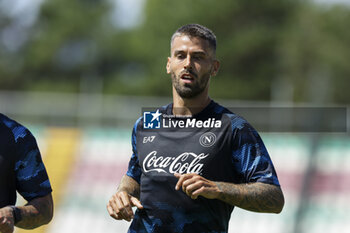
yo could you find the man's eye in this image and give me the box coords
[176,54,185,59]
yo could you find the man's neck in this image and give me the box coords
[172,90,211,116]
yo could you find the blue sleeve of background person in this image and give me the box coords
[230,116,280,186]
[126,117,142,184]
[13,126,52,201]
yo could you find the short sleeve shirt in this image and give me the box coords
[126,101,280,233]
[0,113,52,206]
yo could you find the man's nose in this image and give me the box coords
[184,55,192,69]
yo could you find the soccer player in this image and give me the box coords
[0,113,53,233]
[107,24,284,232]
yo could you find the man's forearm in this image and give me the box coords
[216,182,284,213]
[117,175,140,198]
[16,194,53,229]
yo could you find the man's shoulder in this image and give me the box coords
[0,113,14,127]
[0,113,30,142]
[211,101,250,131]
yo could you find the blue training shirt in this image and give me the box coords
[0,113,52,207]
[126,101,280,233]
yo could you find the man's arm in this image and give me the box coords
[175,173,284,214]
[0,193,53,233]
[117,175,141,198]
[216,181,284,213]
[16,193,54,229]
[107,175,143,222]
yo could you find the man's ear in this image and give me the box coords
[211,60,220,77]
[166,57,171,74]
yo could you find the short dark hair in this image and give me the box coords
[171,24,217,52]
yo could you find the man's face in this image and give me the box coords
[166,35,219,98]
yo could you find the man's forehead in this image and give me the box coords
[171,35,211,52]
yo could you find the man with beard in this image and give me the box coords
[107,24,284,233]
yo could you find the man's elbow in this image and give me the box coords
[45,198,54,224]
[272,188,285,214]
[273,200,284,214]
[43,207,54,225]
[39,194,54,225]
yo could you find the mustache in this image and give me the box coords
[180,69,197,78]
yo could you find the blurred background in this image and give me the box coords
[0,0,349,232]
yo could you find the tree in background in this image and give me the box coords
[277,3,350,104]
[0,0,111,92]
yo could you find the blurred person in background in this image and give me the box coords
[0,113,53,233]
[107,24,284,232]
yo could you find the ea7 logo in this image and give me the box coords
[143,136,156,143]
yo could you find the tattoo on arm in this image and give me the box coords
[216,182,284,213]
[117,175,140,198]
[16,194,54,229]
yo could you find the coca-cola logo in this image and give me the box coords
[142,151,209,174]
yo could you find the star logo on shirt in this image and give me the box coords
[150,110,162,122]
[143,109,162,129]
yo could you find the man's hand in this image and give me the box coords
[0,206,14,233]
[174,173,221,200]
[107,191,143,222]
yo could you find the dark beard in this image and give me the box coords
[171,71,210,98]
